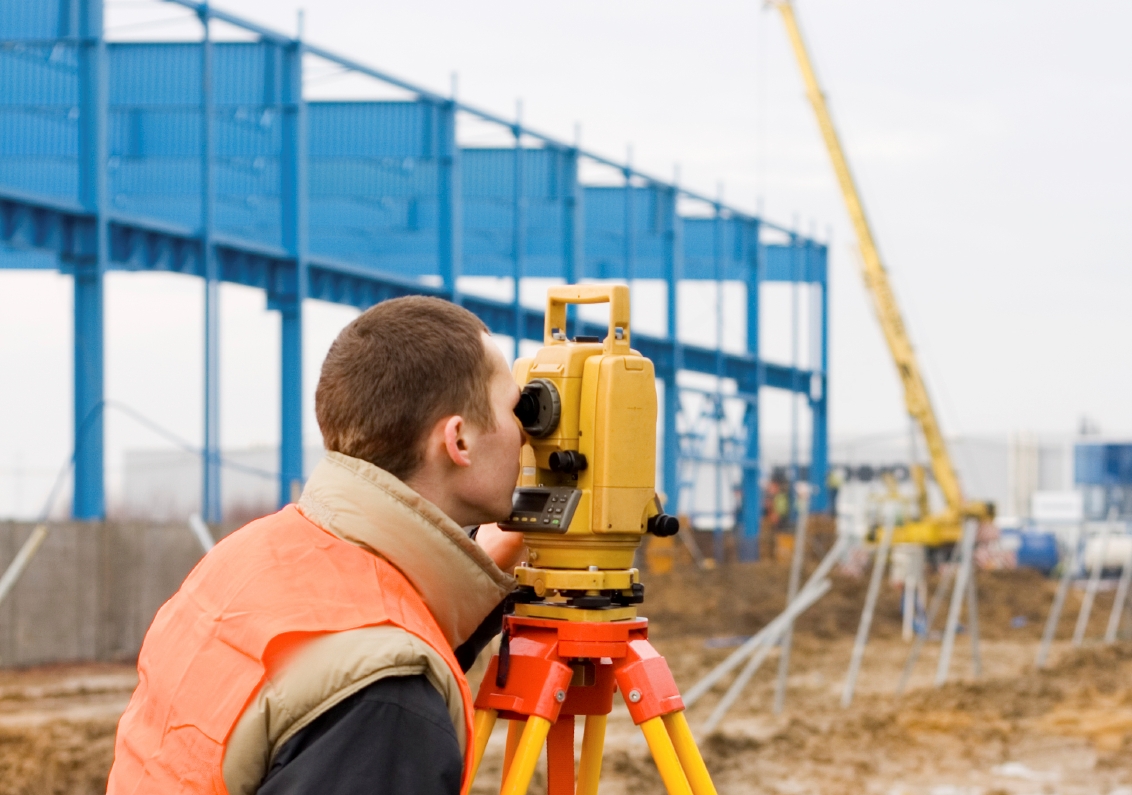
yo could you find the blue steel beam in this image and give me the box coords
[809,276,831,512]
[437,98,461,301]
[1,188,819,396]
[161,0,804,237]
[72,0,108,520]
[511,120,524,357]
[2,0,831,531]
[199,8,221,524]
[661,185,682,514]
[740,217,763,559]
[275,35,307,507]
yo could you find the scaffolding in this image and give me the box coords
[0,0,829,559]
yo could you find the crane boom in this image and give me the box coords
[770,1,989,534]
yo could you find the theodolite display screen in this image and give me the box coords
[513,490,550,514]
[499,486,582,534]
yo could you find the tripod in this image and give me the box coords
[468,614,718,795]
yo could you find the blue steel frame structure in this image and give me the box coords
[0,0,829,559]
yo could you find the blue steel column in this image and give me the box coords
[739,219,763,560]
[809,242,830,512]
[789,231,800,498]
[562,147,582,335]
[511,120,525,355]
[199,8,221,523]
[73,0,108,520]
[711,204,725,562]
[438,99,462,302]
[278,36,308,506]
[623,168,635,282]
[662,186,683,516]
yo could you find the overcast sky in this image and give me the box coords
[0,0,1129,517]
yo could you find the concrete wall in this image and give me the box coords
[0,521,212,667]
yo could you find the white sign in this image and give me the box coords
[1032,490,1084,523]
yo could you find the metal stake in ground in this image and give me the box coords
[895,544,958,695]
[1073,510,1114,647]
[840,503,895,708]
[934,518,977,687]
[966,566,982,678]
[698,578,832,737]
[774,485,811,714]
[683,537,849,709]
[1105,518,1132,644]
[0,524,49,606]
[1037,524,1082,668]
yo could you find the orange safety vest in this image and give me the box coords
[107,504,475,794]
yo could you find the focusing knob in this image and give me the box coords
[647,513,680,537]
[549,450,587,475]
[514,378,561,437]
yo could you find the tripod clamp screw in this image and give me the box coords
[628,689,642,703]
[555,689,567,703]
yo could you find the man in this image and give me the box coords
[108,296,525,794]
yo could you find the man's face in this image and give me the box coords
[454,335,523,524]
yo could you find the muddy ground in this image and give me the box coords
[4,560,1132,794]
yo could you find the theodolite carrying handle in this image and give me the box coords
[544,284,631,354]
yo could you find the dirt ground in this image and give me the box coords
[4,559,1132,794]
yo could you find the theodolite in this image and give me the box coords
[469,285,717,795]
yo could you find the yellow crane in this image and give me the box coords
[769,1,993,545]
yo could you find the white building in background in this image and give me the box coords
[119,445,325,522]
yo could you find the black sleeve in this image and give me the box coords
[454,598,506,672]
[256,675,462,795]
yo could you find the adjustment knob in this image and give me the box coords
[647,513,680,537]
[548,450,587,475]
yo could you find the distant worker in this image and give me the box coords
[763,479,781,526]
[107,297,525,794]
[774,484,791,530]
[827,466,843,516]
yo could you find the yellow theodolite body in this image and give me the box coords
[501,285,678,622]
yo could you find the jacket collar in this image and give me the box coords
[297,451,516,650]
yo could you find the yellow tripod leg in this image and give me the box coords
[640,717,694,795]
[575,714,607,795]
[662,712,718,795]
[469,709,497,787]
[500,717,526,790]
[500,716,551,795]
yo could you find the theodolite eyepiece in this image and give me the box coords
[514,378,561,438]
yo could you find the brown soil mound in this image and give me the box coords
[642,560,1065,642]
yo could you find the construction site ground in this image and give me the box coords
[4,559,1132,794]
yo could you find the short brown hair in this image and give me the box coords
[315,296,496,481]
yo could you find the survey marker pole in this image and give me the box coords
[1073,510,1113,647]
[895,545,958,695]
[935,519,977,687]
[966,568,982,678]
[684,536,848,710]
[1105,518,1132,644]
[774,484,811,714]
[1037,524,1082,668]
[698,579,832,737]
[841,503,894,708]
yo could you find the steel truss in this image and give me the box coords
[0,0,828,559]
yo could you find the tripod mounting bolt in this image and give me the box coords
[628,689,642,703]
[555,689,567,703]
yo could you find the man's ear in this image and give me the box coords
[442,415,472,468]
